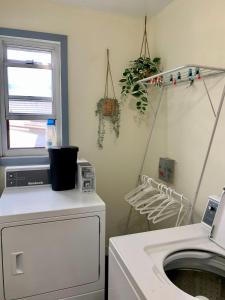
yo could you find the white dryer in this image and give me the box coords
[108,196,225,300]
[0,165,105,300]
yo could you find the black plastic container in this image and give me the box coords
[48,146,79,191]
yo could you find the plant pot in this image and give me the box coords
[103,98,118,116]
[144,69,152,78]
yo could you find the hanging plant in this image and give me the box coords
[120,16,161,113]
[96,49,120,149]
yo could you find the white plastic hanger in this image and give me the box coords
[124,175,190,228]
[127,178,157,206]
[133,189,160,209]
[132,179,162,209]
[175,194,191,226]
[152,190,187,225]
[138,183,168,214]
[147,187,172,222]
[175,194,184,226]
[124,175,149,203]
[143,184,170,221]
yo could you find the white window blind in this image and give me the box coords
[5,47,55,120]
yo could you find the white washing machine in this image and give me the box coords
[0,165,105,300]
[108,196,225,300]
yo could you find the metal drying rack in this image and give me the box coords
[128,64,225,229]
[139,64,225,87]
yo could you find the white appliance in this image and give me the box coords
[108,195,225,300]
[0,165,105,300]
[77,161,96,192]
[210,190,225,249]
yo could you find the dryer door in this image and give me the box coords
[2,216,100,300]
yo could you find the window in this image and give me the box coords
[0,29,68,164]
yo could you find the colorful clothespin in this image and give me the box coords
[173,79,177,86]
[188,68,193,78]
[195,67,201,79]
[188,68,194,85]
[154,76,162,87]
[156,76,160,84]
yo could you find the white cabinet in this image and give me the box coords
[2,216,100,300]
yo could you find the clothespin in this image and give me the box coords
[177,71,181,80]
[155,77,159,87]
[188,68,193,79]
[173,79,177,86]
[170,74,173,84]
[195,67,201,79]
[188,68,194,86]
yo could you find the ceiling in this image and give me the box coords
[51,0,173,17]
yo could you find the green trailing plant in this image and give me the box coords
[96,98,120,149]
[120,57,160,113]
[96,49,120,149]
[119,16,161,113]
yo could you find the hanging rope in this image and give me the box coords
[140,16,151,58]
[104,49,116,99]
[96,49,120,148]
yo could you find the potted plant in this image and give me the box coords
[120,16,161,113]
[96,98,120,149]
[120,57,160,113]
[96,49,120,149]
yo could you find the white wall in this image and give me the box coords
[0,0,155,240]
[2,0,223,238]
[145,0,225,221]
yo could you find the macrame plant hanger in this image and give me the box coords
[140,16,157,115]
[103,49,117,116]
[140,16,151,59]
[139,16,156,114]
[96,49,120,149]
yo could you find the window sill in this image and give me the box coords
[0,156,49,166]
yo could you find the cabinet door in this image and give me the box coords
[2,216,100,300]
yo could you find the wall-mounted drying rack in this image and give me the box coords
[138,64,225,87]
[125,64,225,233]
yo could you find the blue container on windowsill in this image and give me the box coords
[46,119,57,149]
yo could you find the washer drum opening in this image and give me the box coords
[163,250,225,300]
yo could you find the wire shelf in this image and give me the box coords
[138,64,225,87]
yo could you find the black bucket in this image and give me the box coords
[48,146,79,191]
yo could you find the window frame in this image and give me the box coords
[1,38,60,156]
[0,28,69,166]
